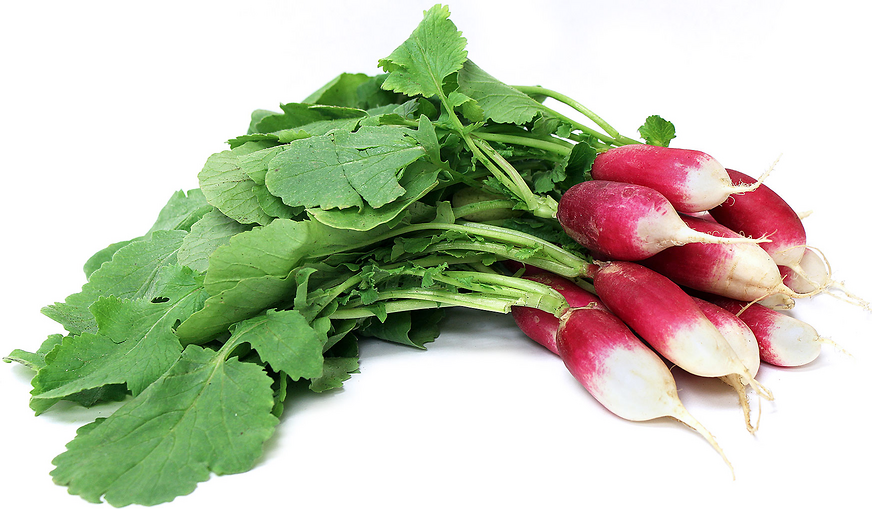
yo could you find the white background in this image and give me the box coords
[2,1,870,507]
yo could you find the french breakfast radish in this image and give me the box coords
[556,180,765,261]
[708,297,823,367]
[590,144,765,213]
[592,261,772,399]
[692,296,762,432]
[511,273,603,353]
[708,169,807,268]
[512,275,733,472]
[556,306,733,474]
[640,214,798,305]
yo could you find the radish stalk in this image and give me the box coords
[511,273,604,353]
[557,180,767,261]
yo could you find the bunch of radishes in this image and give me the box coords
[511,143,854,476]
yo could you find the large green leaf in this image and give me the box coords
[50,345,278,507]
[42,230,187,336]
[265,125,427,211]
[33,265,207,401]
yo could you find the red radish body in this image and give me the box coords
[557,306,733,473]
[709,297,822,367]
[592,262,770,400]
[590,144,754,213]
[709,169,807,268]
[511,273,603,354]
[641,214,796,304]
[557,180,764,261]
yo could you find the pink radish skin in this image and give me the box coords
[709,169,807,268]
[511,273,604,354]
[590,144,758,213]
[709,297,822,367]
[692,297,760,380]
[556,180,764,261]
[592,262,771,400]
[641,214,797,304]
[557,306,733,474]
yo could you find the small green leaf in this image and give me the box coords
[228,309,325,381]
[198,142,276,226]
[359,308,444,349]
[378,4,468,99]
[178,210,253,273]
[638,115,676,147]
[457,60,546,124]
[308,160,440,231]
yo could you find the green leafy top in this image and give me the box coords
[6,4,670,507]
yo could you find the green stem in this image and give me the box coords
[413,240,585,279]
[452,199,518,219]
[474,131,573,157]
[472,138,558,218]
[514,86,619,139]
[331,300,458,320]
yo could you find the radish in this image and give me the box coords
[511,273,603,354]
[556,305,733,475]
[692,296,762,433]
[708,168,807,269]
[708,297,823,367]
[590,144,767,213]
[556,180,766,261]
[780,248,871,310]
[779,248,830,295]
[592,261,772,399]
[640,214,798,306]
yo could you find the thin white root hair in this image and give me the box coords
[672,406,735,480]
[721,375,761,434]
[796,209,814,220]
[789,245,871,311]
[817,336,854,359]
[727,153,781,195]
